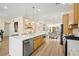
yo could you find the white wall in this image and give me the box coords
[4,23,10,36]
[0,16,11,36]
[0,18,4,30]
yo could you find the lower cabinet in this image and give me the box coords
[33,39,38,51]
[38,38,41,46]
[23,35,45,56]
[33,35,45,51]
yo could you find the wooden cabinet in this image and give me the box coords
[78,4,79,27]
[40,35,45,44]
[69,3,78,25]
[33,39,38,50]
[62,14,73,36]
[33,36,39,50]
[33,35,45,51]
[62,14,69,36]
[35,36,40,48]
[62,3,79,36]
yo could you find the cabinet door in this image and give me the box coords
[69,3,78,25]
[62,14,69,35]
[36,36,41,48]
[37,38,40,47]
[74,3,78,24]
[69,4,74,25]
[69,10,74,24]
[33,36,45,51]
[33,39,38,51]
[78,4,79,27]
[40,36,44,44]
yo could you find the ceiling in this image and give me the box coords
[0,3,70,24]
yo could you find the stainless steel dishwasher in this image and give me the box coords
[23,38,33,56]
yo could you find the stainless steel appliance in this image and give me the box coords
[23,38,33,56]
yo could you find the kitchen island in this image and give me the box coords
[9,31,46,56]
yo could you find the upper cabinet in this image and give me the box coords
[69,3,78,25]
[62,14,73,36]
[62,14,69,35]
[78,4,79,27]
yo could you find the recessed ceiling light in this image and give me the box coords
[4,6,8,9]
[25,19,28,22]
[37,9,40,11]
[32,22,34,24]
[62,3,66,5]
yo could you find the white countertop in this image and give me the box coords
[10,31,46,40]
[68,40,79,56]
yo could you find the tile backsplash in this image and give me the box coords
[73,28,79,37]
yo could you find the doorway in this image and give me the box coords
[4,23,10,37]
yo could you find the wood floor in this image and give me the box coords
[32,38,64,56]
[0,37,9,56]
[0,37,64,56]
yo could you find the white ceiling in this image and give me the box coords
[0,3,70,24]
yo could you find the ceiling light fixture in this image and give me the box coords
[25,19,28,22]
[62,3,66,5]
[37,9,40,11]
[4,6,8,9]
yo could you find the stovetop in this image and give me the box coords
[64,35,79,40]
